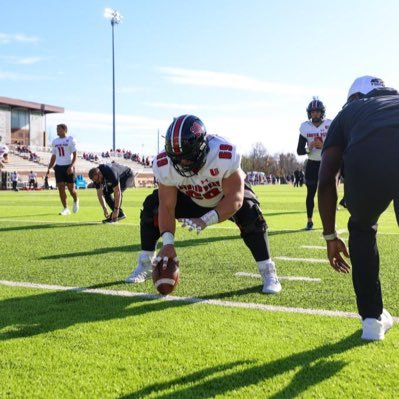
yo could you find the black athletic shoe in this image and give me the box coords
[118,214,126,221]
[102,217,114,224]
[305,221,314,230]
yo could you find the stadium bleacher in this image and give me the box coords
[1,145,155,189]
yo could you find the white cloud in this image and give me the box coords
[45,109,301,156]
[144,100,276,112]
[159,67,343,97]
[0,55,45,65]
[0,33,40,44]
[0,70,53,80]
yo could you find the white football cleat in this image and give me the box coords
[361,309,393,340]
[125,253,153,283]
[73,199,79,213]
[59,208,71,216]
[259,261,282,294]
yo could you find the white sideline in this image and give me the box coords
[275,256,329,263]
[301,245,326,249]
[235,272,321,282]
[2,279,395,322]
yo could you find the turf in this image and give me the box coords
[0,186,398,398]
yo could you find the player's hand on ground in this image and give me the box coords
[178,217,207,234]
[326,238,350,273]
[153,245,177,268]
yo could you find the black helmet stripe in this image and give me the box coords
[171,115,190,155]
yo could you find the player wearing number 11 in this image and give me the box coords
[125,114,281,294]
[46,123,79,215]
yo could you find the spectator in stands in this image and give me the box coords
[88,163,134,223]
[46,124,79,215]
[28,171,37,189]
[0,143,9,168]
[11,171,19,191]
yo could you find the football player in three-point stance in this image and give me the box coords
[297,99,332,230]
[125,114,281,294]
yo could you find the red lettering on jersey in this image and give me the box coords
[219,152,232,159]
[203,187,222,199]
[157,158,168,167]
[185,190,203,200]
[157,151,167,160]
[210,168,219,176]
[219,144,232,151]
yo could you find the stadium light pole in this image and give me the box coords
[104,8,123,151]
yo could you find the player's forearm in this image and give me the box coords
[215,193,243,222]
[113,186,122,209]
[158,204,176,235]
[47,155,56,170]
[96,190,106,208]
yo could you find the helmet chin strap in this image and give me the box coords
[311,117,322,124]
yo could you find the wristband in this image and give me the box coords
[323,231,338,241]
[162,231,174,246]
[200,210,219,226]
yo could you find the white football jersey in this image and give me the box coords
[51,136,77,166]
[153,135,242,208]
[299,119,331,161]
[0,144,9,158]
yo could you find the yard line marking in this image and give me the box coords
[275,256,329,263]
[2,279,396,322]
[301,245,325,249]
[235,272,321,282]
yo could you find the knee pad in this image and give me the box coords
[232,200,267,235]
[141,190,159,227]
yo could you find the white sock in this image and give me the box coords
[257,259,275,274]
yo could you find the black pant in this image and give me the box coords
[343,128,399,319]
[305,160,320,218]
[140,184,271,262]
[103,172,134,216]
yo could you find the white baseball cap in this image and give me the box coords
[347,76,385,100]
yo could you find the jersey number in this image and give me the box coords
[58,147,65,157]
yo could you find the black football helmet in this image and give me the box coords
[306,98,325,122]
[165,115,209,177]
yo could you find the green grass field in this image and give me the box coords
[0,185,398,398]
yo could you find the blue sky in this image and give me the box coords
[2,0,399,157]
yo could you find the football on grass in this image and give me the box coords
[152,258,180,295]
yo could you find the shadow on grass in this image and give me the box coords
[0,289,187,341]
[0,284,366,397]
[0,222,101,233]
[120,332,364,399]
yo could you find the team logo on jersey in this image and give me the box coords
[210,168,219,176]
[190,121,205,138]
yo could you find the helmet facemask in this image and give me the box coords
[165,115,210,177]
[168,139,209,177]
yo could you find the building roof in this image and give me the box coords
[0,96,64,114]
